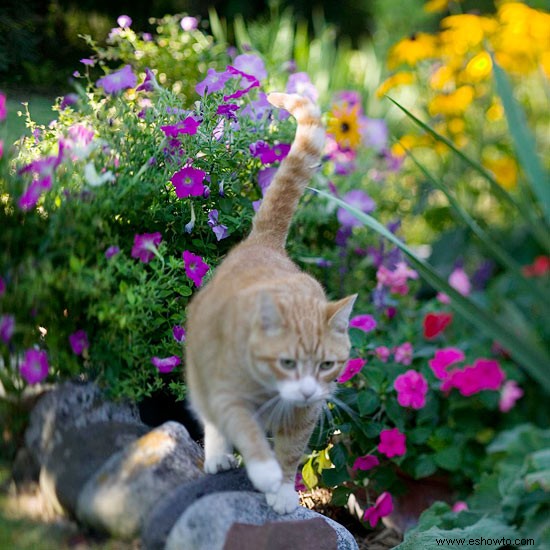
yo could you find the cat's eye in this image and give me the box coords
[279,358,297,370]
[319,361,335,371]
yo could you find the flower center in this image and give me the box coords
[341,122,350,133]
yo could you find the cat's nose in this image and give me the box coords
[300,378,317,400]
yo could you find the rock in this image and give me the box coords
[24,381,142,465]
[40,421,148,515]
[76,421,204,539]
[165,491,359,550]
[142,468,254,550]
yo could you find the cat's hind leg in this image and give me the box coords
[203,420,239,473]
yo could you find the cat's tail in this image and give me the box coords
[247,92,325,250]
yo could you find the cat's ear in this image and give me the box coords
[257,291,283,334]
[326,294,357,334]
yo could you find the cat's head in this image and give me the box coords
[248,291,357,406]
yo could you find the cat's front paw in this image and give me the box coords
[266,482,299,514]
[204,453,239,474]
[246,458,283,493]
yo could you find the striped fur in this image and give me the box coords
[185,92,356,514]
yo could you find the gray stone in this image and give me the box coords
[40,421,148,515]
[142,468,255,550]
[76,421,204,539]
[24,381,142,465]
[165,491,359,550]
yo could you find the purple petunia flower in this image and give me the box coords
[161,117,201,137]
[20,349,49,384]
[0,315,15,343]
[131,232,162,263]
[137,68,160,92]
[180,16,198,31]
[232,54,267,81]
[60,93,78,110]
[337,189,376,228]
[240,92,272,121]
[173,325,186,343]
[0,276,5,296]
[182,250,209,287]
[171,167,206,198]
[117,15,132,28]
[80,58,95,66]
[223,66,259,101]
[105,245,120,259]
[216,103,240,121]
[151,355,181,373]
[18,177,53,211]
[195,68,232,96]
[249,141,291,164]
[207,210,229,241]
[362,118,389,153]
[96,65,137,95]
[286,72,319,102]
[69,329,89,355]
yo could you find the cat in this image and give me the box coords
[185,92,357,514]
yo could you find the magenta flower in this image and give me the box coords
[452,501,469,513]
[0,92,6,121]
[352,454,380,471]
[349,314,377,333]
[131,232,162,263]
[499,380,523,412]
[438,267,472,304]
[0,315,15,343]
[69,330,89,356]
[80,58,95,66]
[374,346,391,362]
[207,210,229,241]
[294,472,307,492]
[394,370,428,409]
[105,245,120,259]
[428,347,465,380]
[337,189,376,228]
[152,355,181,373]
[182,250,210,287]
[394,342,413,366]
[20,349,49,384]
[223,65,260,101]
[441,358,505,396]
[378,428,406,458]
[363,492,394,528]
[249,141,291,164]
[172,325,186,344]
[171,167,206,198]
[337,358,366,383]
[195,68,232,96]
[232,54,267,81]
[96,65,137,94]
[181,16,198,31]
[0,276,5,296]
[18,177,53,211]
[137,68,160,92]
[377,262,418,295]
[216,103,240,121]
[161,117,201,137]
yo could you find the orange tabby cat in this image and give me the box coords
[185,92,357,514]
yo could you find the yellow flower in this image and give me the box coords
[424,0,458,13]
[430,64,456,91]
[388,33,438,69]
[463,51,493,82]
[486,101,504,122]
[392,134,432,157]
[327,102,363,150]
[483,155,518,190]
[428,86,475,117]
[376,72,415,98]
[440,14,497,56]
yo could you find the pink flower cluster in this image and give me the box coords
[394,370,429,409]
[376,262,418,295]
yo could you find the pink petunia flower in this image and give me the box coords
[429,347,465,380]
[499,380,524,412]
[373,346,391,362]
[363,492,394,528]
[182,250,210,287]
[352,454,380,471]
[337,189,376,228]
[438,267,472,303]
[172,325,186,343]
[0,315,15,343]
[20,349,49,384]
[349,314,377,333]
[131,232,162,263]
[337,358,366,383]
[452,501,469,513]
[96,65,137,94]
[376,262,418,295]
[171,167,206,198]
[161,117,201,137]
[394,342,413,365]
[423,312,453,340]
[442,358,505,396]
[378,428,406,458]
[151,355,181,373]
[394,370,428,409]
[0,92,6,120]
[69,330,89,355]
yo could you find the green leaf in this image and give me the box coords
[321,466,349,487]
[525,470,550,492]
[413,455,438,479]
[311,188,550,394]
[330,486,352,507]
[492,58,550,224]
[434,447,462,472]
[357,389,380,416]
[329,442,348,470]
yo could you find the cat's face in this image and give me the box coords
[248,292,356,406]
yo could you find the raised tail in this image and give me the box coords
[247,92,325,249]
